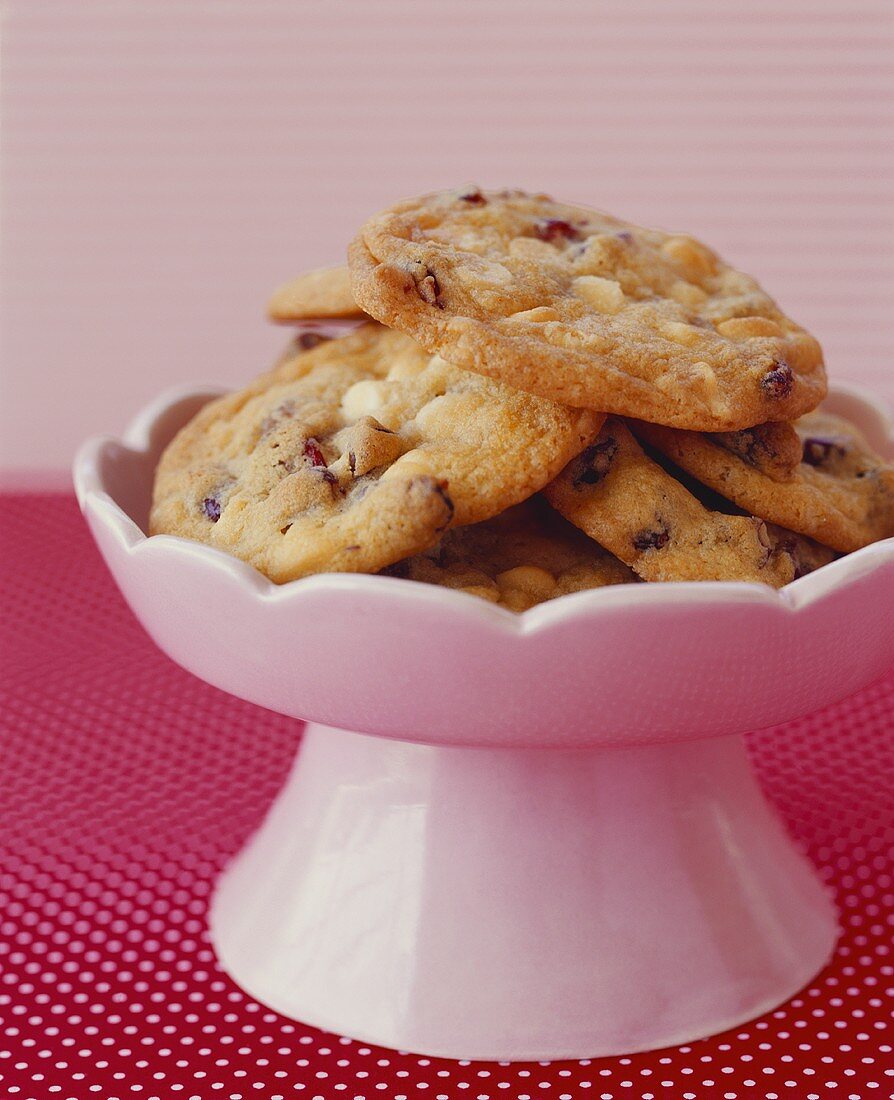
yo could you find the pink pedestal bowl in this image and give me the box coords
[74,382,894,1060]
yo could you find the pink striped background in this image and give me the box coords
[2,0,892,479]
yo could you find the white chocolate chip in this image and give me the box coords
[663,321,702,347]
[662,235,717,277]
[691,362,730,415]
[454,258,515,286]
[509,306,562,323]
[413,395,448,431]
[482,259,517,283]
[670,280,708,308]
[509,237,564,263]
[341,379,385,420]
[716,316,783,340]
[571,275,626,314]
[383,449,436,482]
[386,356,428,382]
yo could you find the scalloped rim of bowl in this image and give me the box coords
[73,380,894,637]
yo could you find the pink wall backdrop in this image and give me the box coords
[2,0,893,480]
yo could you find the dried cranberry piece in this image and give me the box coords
[534,218,581,243]
[572,437,619,488]
[302,438,338,485]
[633,525,670,552]
[802,436,847,466]
[457,186,487,205]
[760,362,794,400]
[303,438,327,468]
[202,497,221,522]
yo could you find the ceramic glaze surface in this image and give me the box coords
[211,724,836,1060]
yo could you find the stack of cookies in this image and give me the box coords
[151,189,894,611]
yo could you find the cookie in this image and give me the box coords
[349,188,826,430]
[385,496,636,611]
[150,324,602,583]
[641,434,838,579]
[633,434,838,579]
[632,410,894,553]
[544,418,800,586]
[764,524,838,580]
[707,421,804,483]
[267,266,365,321]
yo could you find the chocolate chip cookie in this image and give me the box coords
[632,410,894,552]
[349,188,826,431]
[544,418,804,586]
[385,495,636,611]
[150,324,602,583]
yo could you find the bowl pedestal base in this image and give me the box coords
[209,723,837,1060]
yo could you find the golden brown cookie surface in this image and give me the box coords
[350,188,826,430]
[544,418,801,586]
[150,325,602,583]
[386,496,636,610]
[632,410,894,553]
[267,266,365,321]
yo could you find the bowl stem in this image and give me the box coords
[210,723,837,1060]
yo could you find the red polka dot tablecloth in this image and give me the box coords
[1,493,893,1100]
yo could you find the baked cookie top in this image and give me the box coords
[150,324,602,583]
[386,495,636,611]
[632,410,894,553]
[267,266,365,321]
[544,418,807,587]
[349,188,827,431]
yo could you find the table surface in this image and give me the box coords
[1,493,892,1100]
